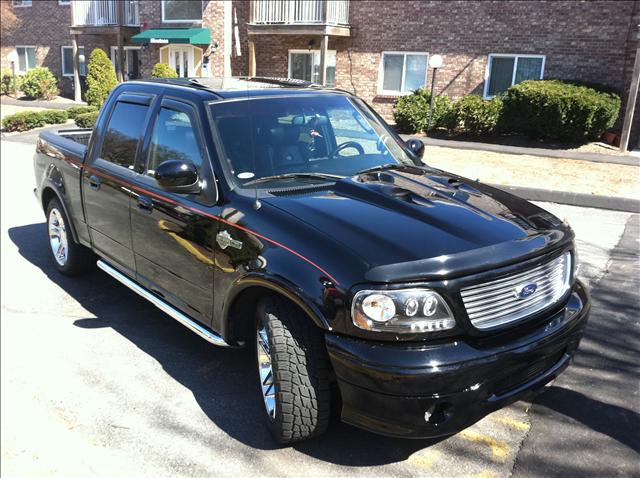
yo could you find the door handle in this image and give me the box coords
[89,174,101,190]
[137,195,153,213]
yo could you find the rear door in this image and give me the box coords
[130,97,218,326]
[83,94,152,275]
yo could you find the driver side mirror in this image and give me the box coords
[406,138,425,159]
[154,160,201,194]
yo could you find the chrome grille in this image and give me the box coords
[461,252,571,330]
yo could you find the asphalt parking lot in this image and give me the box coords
[1,129,638,477]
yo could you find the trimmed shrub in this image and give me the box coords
[20,67,59,100]
[2,111,46,131]
[39,109,68,124]
[151,63,179,78]
[75,110,99,129]
[453,95,503,136]
[86,48,117,107]
[394,88,454,133]
[66,105,98,120]
[502,80,621,141]
[1,109,67,132]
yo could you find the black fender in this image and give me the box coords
[221,271,332,344]
[39,176,81,245]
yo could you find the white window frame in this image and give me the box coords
[161,0,203,23]
[58,0,71,5]
[61,46,86,77]
[15,45,36,74]
[287,49,337,86]
[377,51,429,96]
[12,0,32,7]
[483,53,546,99]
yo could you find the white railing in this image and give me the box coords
[251,0,349,26]
[123,0,139,26]
[72,0,139,26]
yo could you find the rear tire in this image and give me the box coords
[46,198,93,276]
[255,296,331,444]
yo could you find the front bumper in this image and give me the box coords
[326,280,590,438]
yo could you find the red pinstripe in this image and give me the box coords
[79,163,340,285]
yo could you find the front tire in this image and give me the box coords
[46,198,93,276]
[255,296,331,444]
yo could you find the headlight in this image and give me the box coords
[352,289,455,333]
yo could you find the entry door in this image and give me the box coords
[170,46,193,77]
[110,47,141,80]
[83,95,152,275]
[131,98,216,325]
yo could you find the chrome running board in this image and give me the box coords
[97,259,231,347]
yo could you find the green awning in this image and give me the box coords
[131,28,211,45]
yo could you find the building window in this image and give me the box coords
[11,0,32,7]
[484,54,545,98]
[378,52,428,95]
[288,50,336,87]
[61,46,86,77]
[58,0,71,5]
[161,0,203,23]
[15,46,36,73]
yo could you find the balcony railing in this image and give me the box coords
[72,0,139,27]
[251,0,349,26]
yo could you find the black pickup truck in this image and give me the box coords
[34,78,590,444]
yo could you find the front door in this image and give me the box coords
[110,47,141,80]
[131,98,216,325]
[170,46,192,78]
[83,94,152,275]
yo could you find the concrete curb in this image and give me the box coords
[489,183,640,213]
[401,135,638,167]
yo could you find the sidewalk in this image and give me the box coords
[402,135,638,167]
[1,95,81,112]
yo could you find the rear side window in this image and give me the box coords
[99,101,149,169]
[145,106,203,176]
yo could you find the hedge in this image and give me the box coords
[74,110,99,129]
[66,105,98,120]
[453,95,503,136]
[20,67,58,100]
[151,63,178,78]
[502,80,621,141]
[86,48,117,107]
[2,109,68,132]
[394,88,455,133]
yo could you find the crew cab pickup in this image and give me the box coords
[34,78,590,443]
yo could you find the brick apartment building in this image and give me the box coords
[1,0,639,141]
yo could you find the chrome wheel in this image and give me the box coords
[256,323,276,419]
[48,208,68,266]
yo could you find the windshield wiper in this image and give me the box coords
[243,172,345,186]
[356,163,406,175]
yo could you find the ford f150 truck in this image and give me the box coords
[34,78,590,444]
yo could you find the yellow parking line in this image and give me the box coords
[406,449,441,470]
[494,416,530,432]
[459,429,509,463]
[468,471,498,478]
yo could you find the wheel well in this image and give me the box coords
[41,187,57,211]
[226,286,323,345]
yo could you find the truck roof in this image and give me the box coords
[127,77,349,101]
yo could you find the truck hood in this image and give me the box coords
[262,168,573,283]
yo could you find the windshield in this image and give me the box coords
[209,94,416,188]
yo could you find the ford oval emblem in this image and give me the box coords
[515,283,537,299]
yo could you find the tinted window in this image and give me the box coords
[146,107,203,176]
[99,101,149,169]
